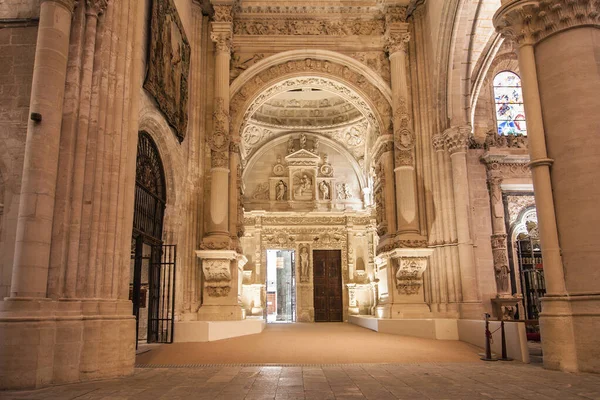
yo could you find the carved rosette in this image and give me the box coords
[202,259,232,297]
[393,257,428,295]
[491,233,510,294]
[85,0,108,16]
[443,126,471,155]
[213,5,233,23]
[494,0,600,46]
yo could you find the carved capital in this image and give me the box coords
[213,4,233,22]
[85,0,107,16]
[210,29,232,54]
[494,0,600,46]
[385,31,411,54]
[443,126,471,155]
[211,150,230,168]
[431,133,445,152]
[395,149,414,167]
[43,0,77,12]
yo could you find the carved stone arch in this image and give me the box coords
[230,50,392,102]
[229,55,393,156]
[242,132,367,190]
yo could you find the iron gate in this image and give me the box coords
[147,244,177,343]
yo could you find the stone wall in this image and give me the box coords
[0,23,37,298]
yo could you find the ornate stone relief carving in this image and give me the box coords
[484,129,528,149]
[443,126,471,155]
[233,18,385,36]
[213,5,233,23]
[378,239,429,255]
[231,53,266,81]
[251,183,270,200]
[348,52,391,84]
[485,161,531,179]
[210,97,230,152]
[203,259,232,297]
[385,5,408,24]
[384,32,410,54]
[143,0,191,142]
[507,195,536,225]
[393,258,427,295]
[491,233,510,294]
[336,183,354,200]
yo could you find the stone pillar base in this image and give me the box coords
[0,298,135,390]
[390,303,432,319]
[458,302,484,319]
[196,304,244,321]
[540,294,600,373]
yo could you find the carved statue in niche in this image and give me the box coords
[143,0,190,142]
[299,246,310,282]
[337,183,353,200]
[276,180,287,201]
[287,136,295,154]
[495,264,510,293]
[294,173,313,200]
[299,133,307,149]
[319,181,330,200]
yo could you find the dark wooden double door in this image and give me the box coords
[313,250,343,322]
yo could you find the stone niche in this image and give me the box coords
[244,133,364,212]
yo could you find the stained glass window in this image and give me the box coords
[493,71,527,136]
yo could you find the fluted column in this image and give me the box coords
[385,6,420,235]
[10,0,77,298]
[203,6,233,249]
[495,0,600,373]
[443,126,480,314]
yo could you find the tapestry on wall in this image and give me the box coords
[144,0,191,143]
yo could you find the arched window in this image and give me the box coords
[493,71,527,136]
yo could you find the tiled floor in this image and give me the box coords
[3,363,600,400]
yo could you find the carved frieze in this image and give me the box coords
[484,129,528,150]
[233,18,385,36]
[348,52,391,84]
[144,0,191,142]
[213,5,233,23]
[231,53,265,81]
[393,258,427,295]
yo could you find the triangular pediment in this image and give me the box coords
[285,149,321,162]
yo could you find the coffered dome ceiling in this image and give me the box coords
[241,88,371,165]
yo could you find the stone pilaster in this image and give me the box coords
[495,0,600,373]
[384,7,420,236]
[443,126,481,317]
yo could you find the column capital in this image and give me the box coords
[42,0,78,12]
[494,0,600,47]
[210,28,233,54]
[85,0,108,17]
[213,4,233,22]
[385,5,408,25]
[431,133,445,152]
[385,30,411,55]
[443,126,471,155]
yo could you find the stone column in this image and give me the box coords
[9,0,76,298]
[197,5,245,320]
[203,5,233,250]
[385,7,420,236]
[495,0,599,373]
[487,177,511,296]
[443,126,481,316]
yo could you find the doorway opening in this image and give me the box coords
[129,131,176,346]
[266,249,296,323]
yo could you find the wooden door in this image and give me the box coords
[313,250,343,322]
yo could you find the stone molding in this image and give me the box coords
[233,18,385,36]
[494,0,600,46]
[385,5,408,25]
[481,152,532,180]
[443,126,471,155]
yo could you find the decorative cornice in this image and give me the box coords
[443,126,471,155]
[233,18,385,36]
[494,0,600,46]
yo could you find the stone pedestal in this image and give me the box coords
[196,250,247,321]
[378,248,434,319]
[491,296,522,321]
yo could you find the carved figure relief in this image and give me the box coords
[319,181,331,200]
[233,18,385,36]
[294,173,313,200]
[144,0,190,142]
[337,183,353,200]
[203,259,232,297]
[394,259,425,295]
[252,183,270,200]
[299,245,310,283]
[276,180,287,201]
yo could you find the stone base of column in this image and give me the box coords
[458,302,484,319]
[540,294,600,373]
[0,298,135,390]
[196,250,247,322]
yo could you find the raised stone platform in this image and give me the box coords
[174,319,266,342]
[349,316,529,363]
